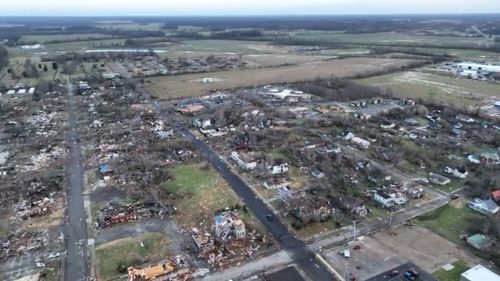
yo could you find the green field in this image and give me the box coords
[95,232,171,281]
[356,70,500,108]
[290,31,492,48]
[19,33,114,43]
[433,260,470,281]
[164,39,294,58]
[417,203,485,245]
[164,163,240,226]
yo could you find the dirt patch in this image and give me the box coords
[146,57,423,99]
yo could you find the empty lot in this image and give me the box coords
[323,225,480,281]
[146,57,423,99]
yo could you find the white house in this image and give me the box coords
[373,191,395,208]
[231,151,257,171]
[468,198,499,215]
[269,163,288,175]
[445,167,469,179]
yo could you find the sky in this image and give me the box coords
[1,0,500,16]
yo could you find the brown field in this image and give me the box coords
[242,54,333,67]
[146,57,423,99]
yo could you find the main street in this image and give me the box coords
[64,82,89,281]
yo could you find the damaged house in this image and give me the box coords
[290,197,333,224]
[214,211,246,242]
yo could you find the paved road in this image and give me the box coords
[64,83,89,281]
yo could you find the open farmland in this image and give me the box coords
[242,54,333,67]
[147,57,424,99]
[161,39,297,58]
[290,31,494,48]
[356,70,500,108]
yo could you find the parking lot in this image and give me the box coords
[322,224,479,280]
[366,262,437,281]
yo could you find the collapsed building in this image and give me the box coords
[96,201,171,229]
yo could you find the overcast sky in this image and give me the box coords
[1,0,500,16]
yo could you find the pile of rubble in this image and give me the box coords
[96,201,172,229]
[1,229,49,260]
[26,111,59,137]
[13,197,56,221]
[19,146,66,172]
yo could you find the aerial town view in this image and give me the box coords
[0,1,500,281]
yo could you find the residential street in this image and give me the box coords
[64,83,89,281]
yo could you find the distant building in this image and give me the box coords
[457,62,500,73]
[460,265,500,281]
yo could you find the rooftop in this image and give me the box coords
[461,265,500,281]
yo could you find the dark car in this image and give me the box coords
[403,269,419,280]
[265,214,274,221]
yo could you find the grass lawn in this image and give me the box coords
[433,179,465,194]
[40,261,61,281]
[95,232,171,281]
[433,260,470,281]
[164,163,240,226]
[417,203,485,245]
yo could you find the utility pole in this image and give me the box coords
[353,221,357,242]
[389,211,394,226]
